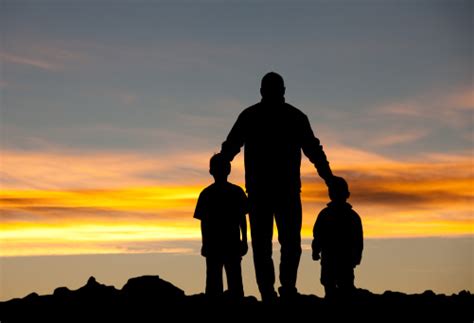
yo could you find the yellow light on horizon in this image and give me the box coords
[1,149,472,257]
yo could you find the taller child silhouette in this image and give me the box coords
[220,72,334,301]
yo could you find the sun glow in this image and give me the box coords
[1,148,472,256]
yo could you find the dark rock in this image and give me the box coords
[457,290,471,297]
[121,275,185,302]
[0,275,472,322]
[76,275,117,297]
[421,290,436,297]
[53,287,71,297]
[24,292,39,300]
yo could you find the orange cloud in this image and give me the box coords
[368,130,427,147]
[0,149,224,189]
[0,147,472,256]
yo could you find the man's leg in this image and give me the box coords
[205,257,224,297]
[274,192,302,297]
[224,257,244,298]
[248,193,277,301]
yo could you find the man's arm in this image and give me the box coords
[300,115,333,182]
[221,112,246,161]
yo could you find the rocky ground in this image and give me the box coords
[1,275,472,322]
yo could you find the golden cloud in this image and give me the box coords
[0,147,472,256]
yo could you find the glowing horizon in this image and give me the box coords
[1,146,472,257]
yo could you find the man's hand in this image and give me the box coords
[312,251,320,261]
[324,175,336,188]
[241,241,248,256]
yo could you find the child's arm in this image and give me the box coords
[200,221,209,257]
[194,191,208,257]
[240,214,248,256]
[352,211,364,266]
[311,211,325,261]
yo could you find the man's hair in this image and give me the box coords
[209,153,231,174]
[261,72,285,90]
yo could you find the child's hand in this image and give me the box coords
[312,251,320,261]
[240,241,248,256]
[352,255,361,267]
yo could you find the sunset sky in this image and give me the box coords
[0,0,472,299]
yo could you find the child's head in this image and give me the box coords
[328,176,350,202]
[209,153,231,182]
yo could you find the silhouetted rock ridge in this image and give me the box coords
[0,275,472,322]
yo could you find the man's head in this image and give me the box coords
[260,72,285,100]
[328,176,350,202]
[209,153,231,182]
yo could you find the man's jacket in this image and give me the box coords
[221,98,332,194]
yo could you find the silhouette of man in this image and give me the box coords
[220,72,333,301]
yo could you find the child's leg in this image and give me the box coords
[337,266,355,299]
[206,257,224,296]
[321,263,336,299]
[224,257,244,298]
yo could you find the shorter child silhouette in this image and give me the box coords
[194,153,248,298]
[312,176,363,299]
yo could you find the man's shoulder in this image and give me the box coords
[284,102,306,115]
[239,102,308,124]
[241,102,305,113]
[282,103,310,125]
[240,103,261,115]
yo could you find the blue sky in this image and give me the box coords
[1,0,471,158]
